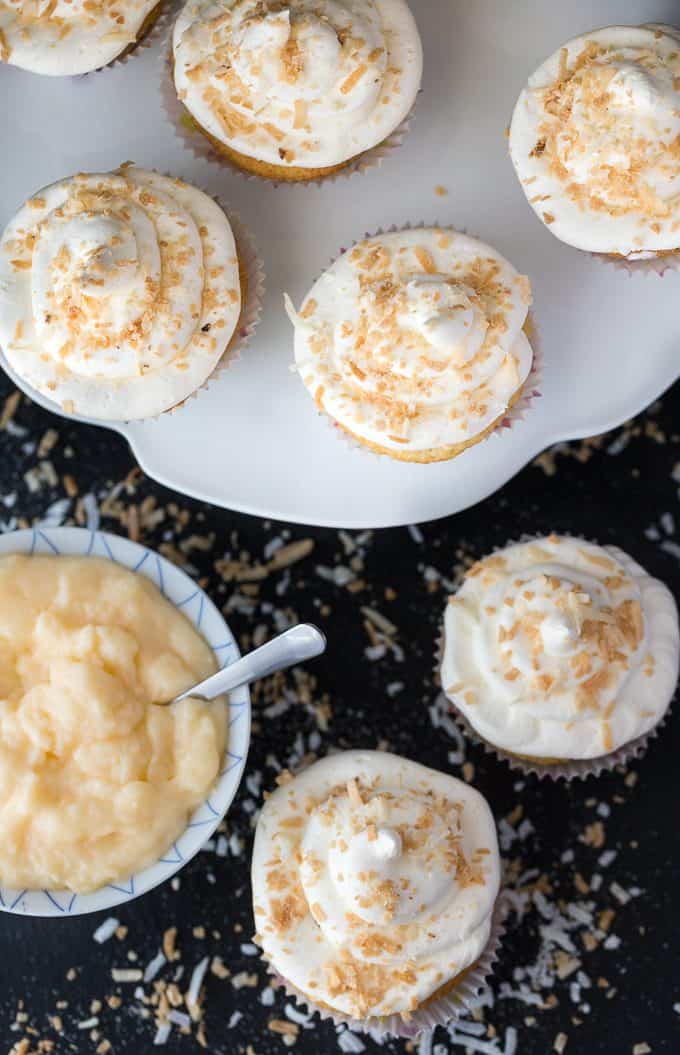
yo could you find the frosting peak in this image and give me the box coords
[229,3,382,110]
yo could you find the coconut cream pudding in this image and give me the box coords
[172,0,422,180]
[285,228,534,462]
[0,166,243,421]
[0,0,164,76]
[508,24,680,259]
[0,554,227,894]
[252,751,501,1022]
[441,536,680,764]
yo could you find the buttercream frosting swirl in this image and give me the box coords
[441,536,679,760]
[172,0,422,170]
[286,228,533,455]
[252,750,500,1019]
[509,24,680,256]
[0,0,161,75]
[0,166,242,420]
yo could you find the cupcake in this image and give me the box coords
[171,0,422,182]
[0,165,247,421]
[508,24,680,262]
[440,536,680,775]
[0,0,165,75]
[252,750,502,1032]
[285,227,534,462]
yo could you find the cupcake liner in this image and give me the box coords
[160,24,416,187]
[90,0,173,76]
[433,533,672,781]
[162,200,265,417]
[302,222,542,461]
[592,250,680,278]
[441,688,668,782]
[267,900,507,1039]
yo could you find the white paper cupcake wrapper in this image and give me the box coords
[305,222,542,461]
[433,532,672,781]
[592,250,680,278]
[266,900,507,1039]
[162,200,265,417]
[160,23,416,186]
[441,688,668,782]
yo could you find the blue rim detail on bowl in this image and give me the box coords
[0,526,251,918]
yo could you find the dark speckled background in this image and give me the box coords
[0,373,678,1055]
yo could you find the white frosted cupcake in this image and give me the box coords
[285,227,534,462]
[171,0,422,181]
[0,0,165,75]
[508,24,680,263]
[252,750,502,1032]
[440,536,679,776]
[0,165,248,421]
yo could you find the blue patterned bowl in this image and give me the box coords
[0,526,251,917]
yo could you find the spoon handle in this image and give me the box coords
[168,623,327,705]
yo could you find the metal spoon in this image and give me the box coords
[154,623,327,706]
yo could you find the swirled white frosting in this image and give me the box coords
[172,0,422,170]
[0,0,161,75]
[286,228,533,454]
[252,750,500,1019]
[0,166,242,420]
[509,25,680,256]
[441,536,680,760]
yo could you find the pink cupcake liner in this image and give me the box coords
[160,21,417,187]
[300,222,542,460]
[433,532,673,781]
[266,900,507,1039]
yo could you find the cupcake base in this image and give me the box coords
[330,379,528,464]
[444,693,668,780]
[182,119,363,183]
[594,247,680,278]
[266,901,507,1039]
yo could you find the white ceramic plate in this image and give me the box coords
[0,0,678,528]
[0,527,251,917]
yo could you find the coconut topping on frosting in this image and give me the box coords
[441,536,680,761]
[0,166,242,421]
[172,0,422,169]
[286,228,533,455]
[252,750,500,1020]
[509,25,680,256]
[0,0,161,76]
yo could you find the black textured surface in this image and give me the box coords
[0,374,679,1055]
